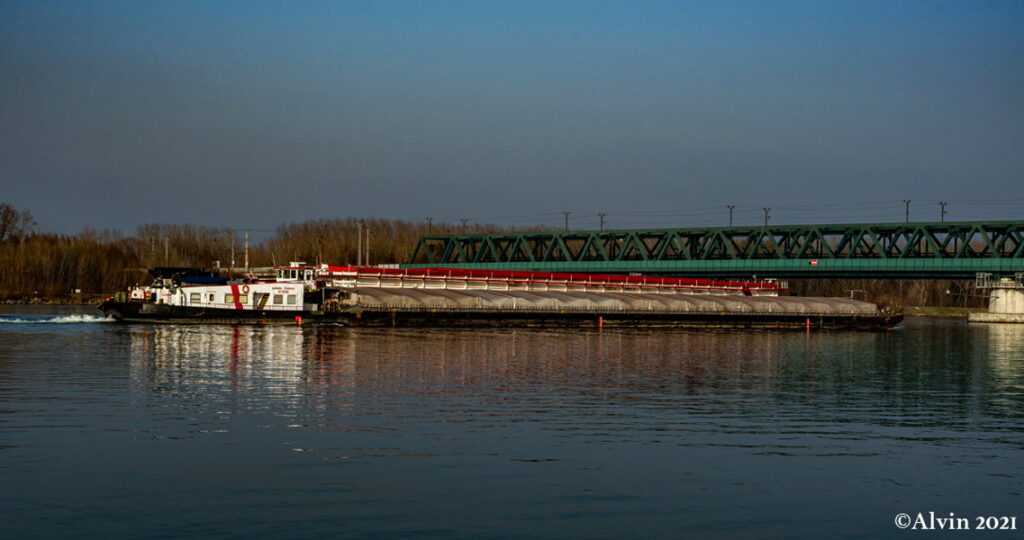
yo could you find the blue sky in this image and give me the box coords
[2,0,1022,233]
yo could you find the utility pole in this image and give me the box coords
[727,205,735,227]
[244,230,249,272]
[598,213,606,232]
[763,207,770,227]
[939,201,948,223]
[563,211,570,232]
[365,227,371,266]
[357,219,363,266]
[460,219,468,234]
[426,217,433,235]
[903,199,911,223]
[316,226,323,265]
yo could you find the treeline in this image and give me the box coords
[0,205,515,299]
[788,279,984,310]
[0,222,227,298]
[0,202,988,307]
[260,217,512,268]
[0,231,139,297]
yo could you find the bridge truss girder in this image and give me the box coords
[406,221,1024,278]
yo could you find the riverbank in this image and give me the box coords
[903,306,985,318]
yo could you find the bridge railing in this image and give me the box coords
[976,272,1024,290]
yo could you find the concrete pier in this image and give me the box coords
[968,273,1024,323]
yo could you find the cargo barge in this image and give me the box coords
[99,264,902,329]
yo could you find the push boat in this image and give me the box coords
[99,264,903,329]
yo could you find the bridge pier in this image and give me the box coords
[968,273,1024,324]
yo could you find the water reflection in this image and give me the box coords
[986,322,1024,366]
[984,323,1024,405]
[125,323,1024,447]
[131,325,309,381]
[127,325,847,395]
[5,317,1024,538]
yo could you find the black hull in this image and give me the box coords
[349,310,903,330]
[100,301,312,325]
[100,301,902,329]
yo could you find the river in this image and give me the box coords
[1,306,1021,538]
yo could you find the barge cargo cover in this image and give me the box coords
[338,287,900,329]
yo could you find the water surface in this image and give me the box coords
[2,307,1022,538]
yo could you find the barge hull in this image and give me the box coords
[346,309,902,330]
[101,301,901,329]
[100,301,308,325]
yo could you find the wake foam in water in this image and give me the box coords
[0,314,114,324]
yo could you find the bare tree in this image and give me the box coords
[0,203,36,241]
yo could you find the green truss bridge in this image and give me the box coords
[405,220,1024,279]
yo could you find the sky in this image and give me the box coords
[1,0,1022,235]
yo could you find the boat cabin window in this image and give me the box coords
[287,294,297,305]
[238,294,248,304]
[224,293,234,303]
[303,270,312,280]
[273,294,283,305]
[209,293,215,302]
[291,270,298,280]
[189,293,201,303]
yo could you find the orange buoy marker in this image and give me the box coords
[295,315,303,326]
